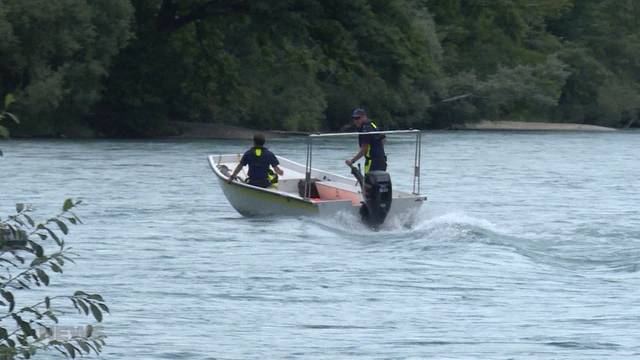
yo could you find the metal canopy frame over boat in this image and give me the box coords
[303,129,422,199]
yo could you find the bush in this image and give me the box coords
[0,199,108,359]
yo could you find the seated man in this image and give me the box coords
[228,133,283,188]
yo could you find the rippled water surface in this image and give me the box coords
[1,131,639,359]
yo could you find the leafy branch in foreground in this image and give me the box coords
[0,199,109,359]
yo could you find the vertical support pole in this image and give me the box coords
[413,131,422,195]
[412,134,420,194]
[417,131,422,195]
[305,136,312,198]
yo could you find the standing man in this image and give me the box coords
[228,133,284,188]
[345,108,387,173]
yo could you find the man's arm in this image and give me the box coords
[228,163,244,183]
[345,144,368,166]
[270,153,284,175]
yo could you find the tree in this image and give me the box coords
[423,0,572,124]
[0,0,134,136]
[475,55,570,120]
[6,0,640,134]
[98,0,444,134]
[424,0,571,74]
[596,81,640,127]
[549,0,640,126]
[0,200,108,359]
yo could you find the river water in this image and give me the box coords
[1,131,639,359]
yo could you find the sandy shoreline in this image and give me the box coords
[169,120,617,139]
[452,120,616,132]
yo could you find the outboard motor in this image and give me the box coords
[350,166,392,227]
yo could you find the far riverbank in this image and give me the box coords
[451,120,616,132]
[169,120,618,139]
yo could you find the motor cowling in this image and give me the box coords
[360,170,392,226]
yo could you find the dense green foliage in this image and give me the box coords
[0,0,638,136]
[0,200,108,359]
[0,0,133,136]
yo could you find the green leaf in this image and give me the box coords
[45,311,58,323]
[62,199,74,212]
[5,112,19,124]
[85,342,100,354]
[17,335,28,346]
[23,214,35,227]
[30,256,48,267]
[90,303,103,322]
[36,269,49,286]
[29,241,44,258]
[13,253,25,264]
[77,339,91,353]
[87,294,104,301]
[20,307,41,318]
[53,219,68,235]
[43,227,61,246]
[16,280,30,289]
[63,343,76,358]
[1,290,15,312]
[13,314,33,337]
[50,263,63,273]
[77,300,89,315]
[0,258,16,267]
[4,93,14,109]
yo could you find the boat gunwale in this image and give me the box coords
[207,155,360,205]
[208,154,423,200]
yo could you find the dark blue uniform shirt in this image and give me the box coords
[358,122,386,159]
[240,147,279,187]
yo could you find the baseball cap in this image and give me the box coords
[351,108,367,118]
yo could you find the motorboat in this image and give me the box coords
[208,130,426,227]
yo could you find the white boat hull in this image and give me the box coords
[209,154,426,224]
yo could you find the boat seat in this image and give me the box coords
[314,180,361,205]
[316,180,360,193]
